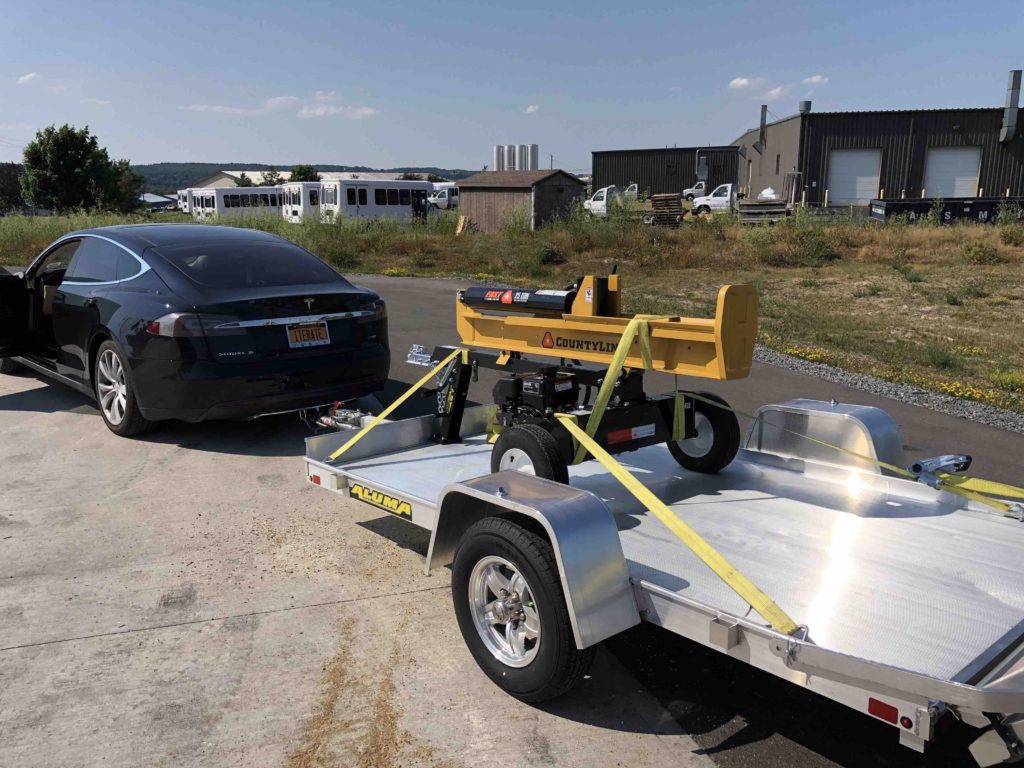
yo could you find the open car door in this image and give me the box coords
[0,266,29,358]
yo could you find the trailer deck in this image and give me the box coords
[316,427,1024,686]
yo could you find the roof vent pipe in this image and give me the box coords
[1000,69,1021,143]
[799,100,812,114]
[753,104,767,155]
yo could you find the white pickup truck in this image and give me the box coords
[691,183,736,215]
[583,183,638,217]
[682,180,707,201]
[429,184,459,210]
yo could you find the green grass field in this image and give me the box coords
[3,206,1023,413]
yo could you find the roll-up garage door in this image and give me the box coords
[827,149,882,204]
[923,147,981,198]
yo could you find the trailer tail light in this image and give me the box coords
[900,716,914,730]
[868,697,899,724]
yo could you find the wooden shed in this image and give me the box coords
[458,170,586,233]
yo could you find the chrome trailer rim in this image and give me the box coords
[96,349,127,425]
[468,555,541,668]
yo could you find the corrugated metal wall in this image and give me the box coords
[459,188,532,233]
[591,148,738,195]
[801,109,1024,203]
[733,116,803,197]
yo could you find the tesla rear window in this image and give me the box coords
[157,242,343,288]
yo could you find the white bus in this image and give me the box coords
[282,182,323,223]
[176,189,191,213]
[320,179,433,222]
[189,187,284,221]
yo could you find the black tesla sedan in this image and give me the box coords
[0,224,389,435]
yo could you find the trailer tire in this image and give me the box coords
[491,424,569,484]
[452,516,595,703]
[666,392,740,474]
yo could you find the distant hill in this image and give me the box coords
[134,163,478,193]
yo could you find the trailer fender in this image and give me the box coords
[428,471,640,650]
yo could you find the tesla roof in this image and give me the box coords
[75,223,288,252]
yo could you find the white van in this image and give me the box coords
[282,182,323,223]
[320,179,433,221]
[189,187,283,221]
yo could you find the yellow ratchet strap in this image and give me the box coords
[571,316,666,465]
[555,413,800,636]
[684,391,1024,517]
[328,347,463,462]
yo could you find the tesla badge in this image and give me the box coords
[304,298,314,310]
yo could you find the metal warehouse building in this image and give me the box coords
[458,170,585,233]
[732,70,1024,206]
[591,147,739,196]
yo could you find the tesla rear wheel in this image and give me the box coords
[0,358,24,374]
[95,341,154,437]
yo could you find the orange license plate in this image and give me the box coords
[286,322,330,348]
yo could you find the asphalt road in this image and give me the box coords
[1,273,1017,767]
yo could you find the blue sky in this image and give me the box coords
[1,0,1022,172]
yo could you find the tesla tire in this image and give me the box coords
[95,340,154,437]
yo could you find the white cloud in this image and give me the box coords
[762,85,791,101]
[728,76,764,90]
[80,98,111,106]
[263,95,300,110]
[179,103,263,115]
[803,75,829,86]
[180,91,376,120]
[298,90,376,118]
[525,104,540,114]
[17,72,39,85]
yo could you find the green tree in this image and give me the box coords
[398,172,423,181]
[236,172,254,187]
[20,124,141,212]
[426,173,446,183]
[0,163,24,211]
[261,166,284,186]
[289,164,321,182]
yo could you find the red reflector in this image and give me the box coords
[541,331,554,348]
[309,475,321,485]
[607,428,633,445]
[868,698,899,724]
[900,716,914,730]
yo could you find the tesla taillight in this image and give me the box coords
[145,312,205,337]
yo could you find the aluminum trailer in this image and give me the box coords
[305,398,1024,765]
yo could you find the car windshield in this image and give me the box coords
[157,241,343,288]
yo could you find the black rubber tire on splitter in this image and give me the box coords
[0,357,24,374]
[666,391,741,474]
[490,423,569,484]
[452,516,596,703]
[94,340,155,437]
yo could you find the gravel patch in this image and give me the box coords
[755,345,1024,435]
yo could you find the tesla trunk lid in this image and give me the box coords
[197,287,382,363]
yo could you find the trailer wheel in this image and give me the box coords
[666,392,740,474]
[491,424,569,484]
[452,516,595,702]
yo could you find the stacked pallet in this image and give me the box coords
[737,199,791,224]
[647,194,685,228]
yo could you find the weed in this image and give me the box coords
[892,262,925,283]
[944,292,962,305]
[961,240,1004,264]
[799,278,819,288]
[991,370,1024,393]
[923,344,959,370]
